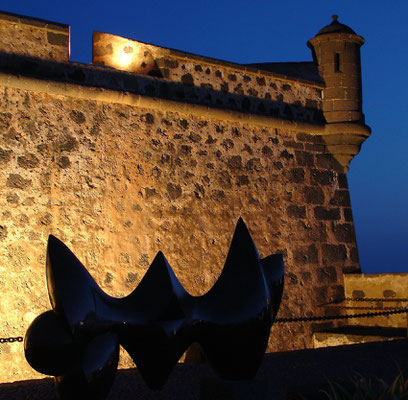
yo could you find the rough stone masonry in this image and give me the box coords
[0,11,370,383]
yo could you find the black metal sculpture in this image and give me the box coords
[25,218,284,399]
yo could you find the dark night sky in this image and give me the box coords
[1,0,407,274]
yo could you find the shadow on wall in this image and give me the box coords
[0,51,325,125]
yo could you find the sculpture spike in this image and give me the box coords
[25,219,285,398]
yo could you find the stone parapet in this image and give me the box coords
[0,50,324,125]
[92,31,324,122]
[343,273,408,328]
[0,11,69,62]
[0,68,370,171]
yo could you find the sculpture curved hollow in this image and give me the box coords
[25,218,285,399]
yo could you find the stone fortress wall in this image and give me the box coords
[0,11,370,383]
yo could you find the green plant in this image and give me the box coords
[322,371,408,400]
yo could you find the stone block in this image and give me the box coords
[182,73,194,86]
[329,190,351,207]
[226,155,242,170]
[283,140,304,150]
[287,205,306,219]
[322,244,347,263]
[311,169,333,186]
[313,285,328,303]
[324,87,346,100]
[343,265,361,274]
[322,100,334,112]
[350,246,360,263]
[324,110,362,123]
[0,148,12,164]
[296,132,314,143]
[314,207,340,220]
[303,186,325,204]
[46,31,69,47]
[294,244,319,265]
[315,154,334,170]
[317,266,338,284]
[305,143,325,152]
[333,223,355,243]
[6,174,32,189]
[295,150,315,167]
[337,173,348,189]
[332,99,360,111]
[289,168,305,183]
[17,154,39,169]
[344,87,361,100]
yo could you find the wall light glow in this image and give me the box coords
[93,32,165,75]
[115,45,134,69]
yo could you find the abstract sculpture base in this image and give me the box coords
[25,218,284,399]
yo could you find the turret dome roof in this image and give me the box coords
[316,15,357,36]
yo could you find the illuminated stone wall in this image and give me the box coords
[0,11,69,62]
[0,10,367,383]
[93,32,323,124]
[344,274,408,328]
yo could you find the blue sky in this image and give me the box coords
[1,0,407,274]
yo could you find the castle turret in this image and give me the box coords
[308,15,365,124]
[307,15,370,171]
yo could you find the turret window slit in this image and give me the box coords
[334,53,341,72]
